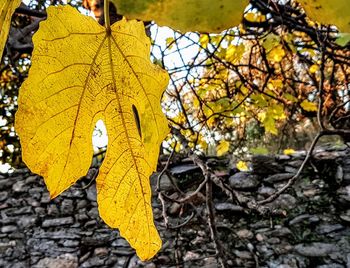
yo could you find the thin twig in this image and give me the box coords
[257,132,322,205]
[206,177,226,267]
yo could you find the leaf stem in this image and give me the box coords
[104,0,111,33]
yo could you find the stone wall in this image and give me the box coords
[1,145,350,267]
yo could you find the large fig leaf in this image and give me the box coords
[300,0,350,32]
[15,5,169,260]
[110,0,249,33]
[0,0,22,58]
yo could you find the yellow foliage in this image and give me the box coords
[267,45,286,63]
[283,148,295,155]
[165,37,175,49]
[244,12,266,23]
[199,34,209,49]
[110,0,249,33]
[301,100,318,112]
[262,116,278,135]
[0,0,22,58]
[309,64,319,74]
[267,79,283,90]
[300,0,350,32]
[15,6,169,260]
[262,33,280,52]
[216,140,230,156]
[225,43,245,63]
[236,160,248,171]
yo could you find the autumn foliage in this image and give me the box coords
[0,0,349,261]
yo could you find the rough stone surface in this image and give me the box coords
[0,146,350,267]
[294,243,339,257]
[229,172,260,190]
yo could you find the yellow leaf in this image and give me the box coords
[236,160,248,171]
[0,0,22,58]
[309,64,319,74]
[216,140,230,156]
[262,33,280,52]
[15,6,169,261]
[199,34,209,49]
[263,116,278,135]
[283,93,298,103]
[283,148,295,155]
[267,45,285,62]
[267,79,283,90]
[225,43,245,63]
[165,37,174,49]
[300,0,350,32]
[244,12,266,23]
[300,100,318,112]
[110,0,249,33]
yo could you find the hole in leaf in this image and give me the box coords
[132,105,142,138]
[92,119,108,166]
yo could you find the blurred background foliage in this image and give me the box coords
[0,0,349,171]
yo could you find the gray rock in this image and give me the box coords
[12,181,27,192]
[0,178,11,190]
[47,204,59,216]
[87,207,99,219]
[316,264,344,268]
[112,238,130,248]
[33,254,78,268]
[150,172,174,193]
[35,230,81,240]
[25,175,38,184]
[61,199,74,214]
[294,242,339,257]
[267,253,309,268]
[284,166,298,174]
[236,229,254,239]
[267,194,297,210]
[76,212,89,222]
[229,172,260,190]
[215,202,244,212]
[0,191,8,202]
[76,200,88,209]
[264,173,294,183]
[337,186,350,204]
[251,155,284,175]
[1,225,18,233]
[340,210,350,223]
[93,247,109,257]
[234,250,253,259]
[316,224,344,234]
[5,206,32,216]
[289,214,320,225]
[62,240,79,247]
[40,192,51,204]
[170,164,200,175]
[61,187,85,198]
[42,217,74,228]
[81,256,107,267]
[267,227,293,237]
[28,187,43,198]
[86,184,97,202]
[258,186,276,197]
[17,216,37,229]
